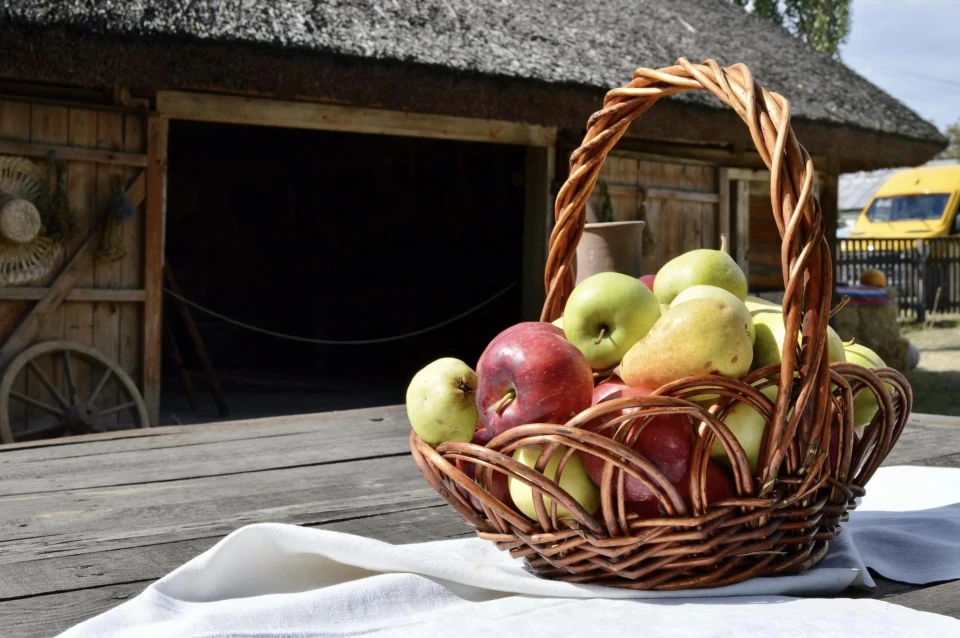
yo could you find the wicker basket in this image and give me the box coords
[410,59,912,590]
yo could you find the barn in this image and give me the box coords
[0,1,944,439]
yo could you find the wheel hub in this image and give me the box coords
[64,404,97,433]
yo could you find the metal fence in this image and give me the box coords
[836,238,960,321]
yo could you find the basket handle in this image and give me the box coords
[545,59,834,490]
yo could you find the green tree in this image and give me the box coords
[941,121,960,160]
[732,0,851,57]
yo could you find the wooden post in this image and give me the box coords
[718,167,731,248]
[522,145,556,321]
[143,117,169,426]
[734,179,751,282]
[819,160,840,311]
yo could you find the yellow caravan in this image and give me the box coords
[847,164,960,242]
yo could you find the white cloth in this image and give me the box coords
[60,466,960,637]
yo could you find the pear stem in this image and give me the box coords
[594,327,606,345]
[720,233,729,254]
[829,295,851,319]
[494,390,516,416]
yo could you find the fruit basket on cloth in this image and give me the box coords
[408,59,912,590]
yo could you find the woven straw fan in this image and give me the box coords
[0,156,62,286]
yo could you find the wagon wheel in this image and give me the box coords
[0,341,149,444]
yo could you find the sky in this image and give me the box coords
[842,0,960,131]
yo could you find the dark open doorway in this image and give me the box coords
[162,120,526,422]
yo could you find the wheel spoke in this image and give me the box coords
[63,350,79,404]
[97,401,137,417]
[14,423,66,441]
[26,360,69,409]
[88,367,113,408]
[10,390,66,416]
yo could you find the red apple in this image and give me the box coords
[478,322,564,374]
[592,377,630,405]
[582,409,692,502]
[701,460,735,505]
[477,329,593,436]
[828,425,863,474]
[639,274,657,291]
[455,426,513,512]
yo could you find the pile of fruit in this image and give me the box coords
[406,242,890,525]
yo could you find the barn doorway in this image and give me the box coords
[161,121,527,423]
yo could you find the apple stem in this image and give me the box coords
[594,327,606,345]
[720,233,729,254]
[494,391,516,416]
[844,338,856,346]
[829,295,851,319]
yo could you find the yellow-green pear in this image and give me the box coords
[744,295,781,313]
[653,246,747,305]
[710,386,783,472]
[551,317,564,329]
[671,285,755,345]
[620,298,753,388]
[844,342,893,428]
[751,308,846,370]
[405,358,479,446]
[509,446,599,521]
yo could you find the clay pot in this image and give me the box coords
[574,221,645,284]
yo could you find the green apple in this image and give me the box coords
[671,285,756,345]
[405,358,479,446]
[551,317,564,329]
[710,386,781,472]
[562,272,660,370]
[509,445,599,521]
[653,248,747,305]
[844,342,893,428]
[751,308,846,370]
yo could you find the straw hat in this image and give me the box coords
[0,156,62,286]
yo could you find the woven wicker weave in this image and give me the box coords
[410,59,911,589]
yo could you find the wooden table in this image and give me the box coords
[1,407,958,637]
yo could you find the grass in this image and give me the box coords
[902,319,960,417]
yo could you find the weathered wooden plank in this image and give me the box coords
[143,117,168,425]
[0,581,149,638]
[0,410,410,494]
[0,504,470,600]
[885,580,960,618]
[63,108,99,409]
[29,105,69,430]
[119,114,145,397]
[522,145,555,320]
[0,138,148,167]
[883,420,960,466]
[0,455,442,563]
[0,288,145,302]
[644,187,720,204]
[0,405,405,457]
[93,111,126,428]
[156,90,557,147]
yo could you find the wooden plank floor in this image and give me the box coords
[1,407,958,637]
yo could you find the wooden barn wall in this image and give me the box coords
[587,154,720,275]
[0,99,147,422]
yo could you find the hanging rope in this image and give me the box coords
[97,174,137,262]
[163,281,517,345]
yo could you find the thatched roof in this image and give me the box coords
[0,0,944,147]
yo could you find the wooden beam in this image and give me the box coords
[718,168,731,243]
[644,188,720,204]
[0,138,148,167]
[143,117,168,426]
[0,288,145,302]
[157,90,557,147]
[734,180,751,282]
[522,145,556,320]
